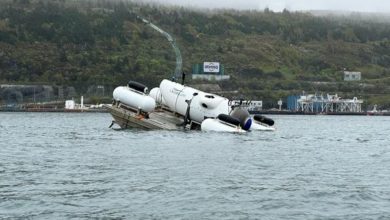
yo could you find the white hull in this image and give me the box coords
[250,121,276,131]
[109,79,276,133]
[201,118,246,133]
[159,79,230,123]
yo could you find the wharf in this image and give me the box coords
[0,107,107,113]
[250,110,390,116]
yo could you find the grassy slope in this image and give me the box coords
[1,0,390,108]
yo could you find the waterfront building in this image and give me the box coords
[288,94,363,113]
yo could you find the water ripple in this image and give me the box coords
[1,113,390,219]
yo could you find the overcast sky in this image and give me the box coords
[142,0,390,13]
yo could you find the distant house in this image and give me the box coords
[344,71,361,81]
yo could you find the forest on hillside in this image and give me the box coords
[1,0,390,108]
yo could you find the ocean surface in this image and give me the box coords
[0,112,389,219]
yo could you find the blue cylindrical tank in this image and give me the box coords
[287,95,299,111]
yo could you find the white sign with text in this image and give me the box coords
[203,62,220,73]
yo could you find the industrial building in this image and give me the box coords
[344,71,361,81]
[231,100,263,112]
[287,94,363,113]
[0,84,76,105]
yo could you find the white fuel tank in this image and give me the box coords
[113,86,156,113]
[159,79,230,123]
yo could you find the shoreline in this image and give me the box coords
[0,108,108,113]
[250,110,390,116]
[1,108,389,116]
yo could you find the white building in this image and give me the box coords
[192,74,230,81]
[344,71,361,81]
[65,100,75,109]
[232,100,263,112]
[65,96,85,110]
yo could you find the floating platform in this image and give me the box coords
[105,103,195,130]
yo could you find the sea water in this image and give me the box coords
[1,112,389,219]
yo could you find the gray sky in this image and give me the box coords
[142,0,390,13]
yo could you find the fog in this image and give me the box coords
[139,0,390,13]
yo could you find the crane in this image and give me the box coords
[137,16,183,81]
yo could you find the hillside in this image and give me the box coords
[1,0,390,108]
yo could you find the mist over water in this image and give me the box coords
[1,112,390,219]
[138,0,390,13]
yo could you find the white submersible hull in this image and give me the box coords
[107,79,275,132]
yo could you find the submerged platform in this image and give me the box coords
[105,103,190,130]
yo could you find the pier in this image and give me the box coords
[288,94,363,114]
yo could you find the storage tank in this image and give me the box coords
[113,86,156,113]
